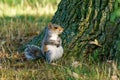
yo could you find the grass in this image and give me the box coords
[0,53,120,80]
[0,0,120,80]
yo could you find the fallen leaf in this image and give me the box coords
[0,64,2,69]
[51,62,57,66]
[72,72,79,79]
[89,39,102,47]
[111,75,118,80]
[72,61,79,68]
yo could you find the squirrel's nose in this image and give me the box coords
[60,29,63,32]
[60,30,63,33]
[59,30,62,32]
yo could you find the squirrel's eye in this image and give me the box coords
[54,27,58,29]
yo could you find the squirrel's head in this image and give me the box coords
[47,23,64,35]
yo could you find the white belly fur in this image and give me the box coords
[47,45,63,61]
[49,34,58,40]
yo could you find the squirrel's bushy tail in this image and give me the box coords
[24,45,43,60]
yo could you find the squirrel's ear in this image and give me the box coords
[48,23,52,29]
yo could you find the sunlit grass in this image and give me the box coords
[0,0,60,17]
[0,3,55,17]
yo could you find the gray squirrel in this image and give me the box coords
[24,23,64,63]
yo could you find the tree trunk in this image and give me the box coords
[20,0,120,60]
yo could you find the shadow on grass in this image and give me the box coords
[0,15,52,26]
[0,14,53,53]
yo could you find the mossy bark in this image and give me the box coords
[20,0,120,60]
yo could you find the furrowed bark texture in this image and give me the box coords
[20,0,120,60]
